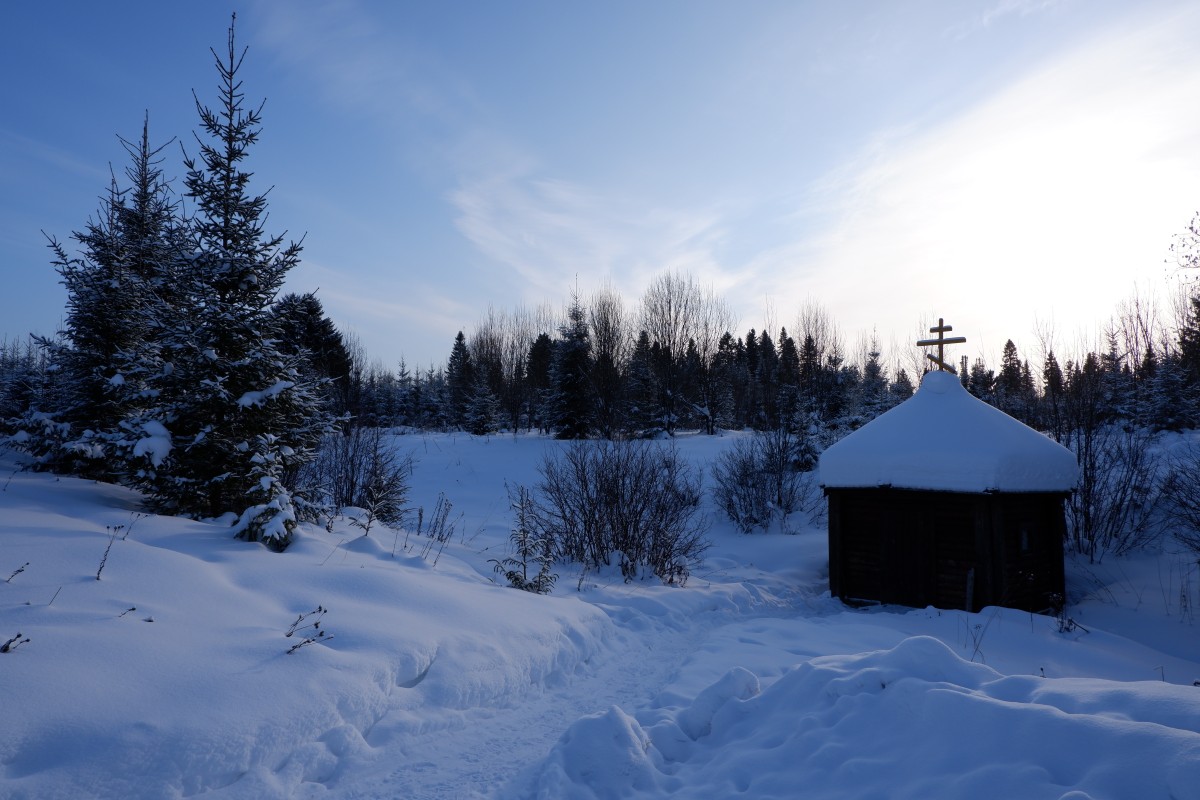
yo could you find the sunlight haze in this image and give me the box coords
[2,0,1197,369]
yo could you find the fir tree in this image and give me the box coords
[549,295,593,439]
[709,332,741,430]
[0,338,54,424]
[445,331,474,429]
[994,339,1037,424]
[525,332,554,433]
[1148,351,1194,431]
[420,365,449,429]
[136,16,333,549]
[889,368,915,404]
[1100,331,1134,422]
[1175,295,1200,425]
[395,358,416,427]
[756,331,780,429]
[1042,351,1067,442]
[797,333,821,419]
[625,330,660,435]
[777,328,800,423]
[272,292,354,418]
[29,117,186,478]
[742,329,761,426]
[967,357,994,401]
[465,375,501,435]
[857,340,888,424]
[995,340,1022,412]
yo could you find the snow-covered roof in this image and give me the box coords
[819,370,1078,493]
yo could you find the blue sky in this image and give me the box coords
[3,0,1199,371]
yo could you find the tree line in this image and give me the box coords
[340,282,1200,444]
[344,284,917,447]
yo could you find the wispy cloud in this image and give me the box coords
[449,167,732,302]
[981,0,1065,25]
[249,0,481,136]
[0,129,110,184]
[949,0,1068,39]
[293,259,471,327]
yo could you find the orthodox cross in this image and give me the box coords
[917,317,966,374]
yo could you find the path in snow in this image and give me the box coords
[318,572,817,799]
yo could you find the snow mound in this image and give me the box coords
[523,635,1200,799]
[3,432,1198,799]
[0,461,618,800]
[820,370,1078,492]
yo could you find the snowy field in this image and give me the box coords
[1,431,1199,800]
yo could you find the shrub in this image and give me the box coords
[1065,423,1164,560]
[1162,439,1200,556]
[414,493,460,564]
[533,440,708,584]
[294,427,412,528]
[711,428,816,534]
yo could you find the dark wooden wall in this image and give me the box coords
[827,488,1066,613]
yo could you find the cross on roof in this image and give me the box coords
[917,317,967,374]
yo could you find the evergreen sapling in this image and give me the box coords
[490,484,557,594]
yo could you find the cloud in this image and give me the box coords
[758,4,1200,357]
[253,0,1200,370]
[449,167,733,302]
[0,129,110,185]
[979,0,1064,25]
[292,258,471,329]
[248,0,481,133]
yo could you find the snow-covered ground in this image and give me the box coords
[1,431,1198,800]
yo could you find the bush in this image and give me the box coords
[294,427,412,529]
[711,428,816,534]
[533,440,708,584]
[1162,439,1200,556]
[1065,423,1164,561]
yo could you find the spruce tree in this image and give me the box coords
[797,333,821,420]
[967,357,995,400]
[29,117,186,478]
[1176,295,1200,425]
[756,331,780,429]
[1148,351,1193,430]
[995,340,1022,413]
[136,16,332,548]
[709,332,741,430]
[1042,351,1066,442]
[889,368,915,404]
[525,332,554,432]
[549,295,593,439]
[625,330,660,434]
[395,358,416,427]
[272,292,354,418]
[777,328,800,424]
[465,375,501,435]
[857,340,888,424]
[446,331,475,429]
